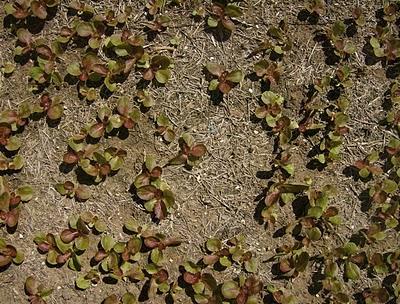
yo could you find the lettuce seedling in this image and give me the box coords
[266,285,297,304]
[369,178,398,204]
[207,2,242,31]
[102,292,138,304]
[0,177,33,230]
[62,134,97,165]
[386,138,400,178]
[146,0,165,15]
[383,2,398,23]
[287,185,342,245]
[253,60,282,86]
[321,260,350,303]
[0,153,24,172]
[34,214,100,270]
[362,287,390,304]
[273,150,294,176]
[144,266,172,299]
[134,156,175,220]
[79,147,127,183]
[203,236,258,273]
[137,55,172,84]
[327,21,357,58]
[206,63,243,94]
[32,94,64,121]
[155,114,175,143]
[352,7,366,27]
[262,182,310,225]
[29,44,63,86]
[168,133,207,167]
[5,0,59,20]
[67,53,108,82]
[354,151,383,179]
[334,242,367,280]
[0,238,24,268]
[136,90,155,108]
[277,248,310,278]
[75,269,100,290]
[87,98,140,138]
[143,15,171,33]
[25,276,53,304]
[221,276,263,303]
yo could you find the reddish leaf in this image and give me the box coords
[63,151,79,164]
[154,200,167,220]
[183,271,201,284]
[137,185,158,200]
[190,144,207,158]
[31,1,47,19]
[144,237,160,249]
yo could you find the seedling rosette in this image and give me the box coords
[168,133,207,167]
[0,238,24,268]
[207,2,242,31]
[206,63,243,94]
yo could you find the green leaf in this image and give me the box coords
[122,292,138,304]
[16,186,33,201]
[219,256,231,267]
[150,248,163,265]
[208,79,219,91]
[101,235,115,252]
[155,69,171,84]
[75,235,90,251]
[221,281,240,299]
[382,179,398,194]
[6,137,21,151]
[67,62,82,76]
[13,250,24,264]
[345,261,360,280]
[206,238,221,252]
[306,227,322,241]
[76,276,91,290]
[244,258,258,273]
[226,70,243,83]
[207,16,218,28]
[225,4,242,17]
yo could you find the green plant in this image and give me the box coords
[137,55,172,84]
[207,1,242,31]
[168,133,207,167]
[0,238,24,268]
[155,114,175,143]
[0,177,33,230]
[305,0,325,16]
[253,60,282,86]
[206,63,243,94]
[25,276,53,304]
[255,91,298,149]
[134,156,175,220]
[203,236,258,273]
[266,285,297,304]
[221,276,263,303]
[102,292,138,304]
[354,151,383,179]
[146,0,165,15]
[5,0,60,20]
[327,21,357,58]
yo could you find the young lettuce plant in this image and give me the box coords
[168,133,207,167]
[203,236,258,273]
[34,214,103,270]
[0,238,24,268]
[286,185,342,246]
[206,63,243,94]
[155,114,175,143]
[368,178,398,205]
[75,269,101,290]
[0,177,33,230]
[266,285,297,304]
[261,181,310,225]
[134,156,175,220]
[87,97,140,138]
[255,91,298,149]
[29,44,63,87]
[31,94,64,121]
[25,276,53,304]
[333,242,367,281]
[143,15,171,33]
[102,292,137,304]
[181,261,220,303]
[146,0,165,15]
[5,0,60,20]
[207,1,242,31]
[386,138,400,178]
[0,153,24,172]
[221,276,263,304]
[353,150,383,179]
[274,245,310,278]
[253,60,283,86]
[137,55,172,84]
[79,147,127,183]
[327,20,357,59]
